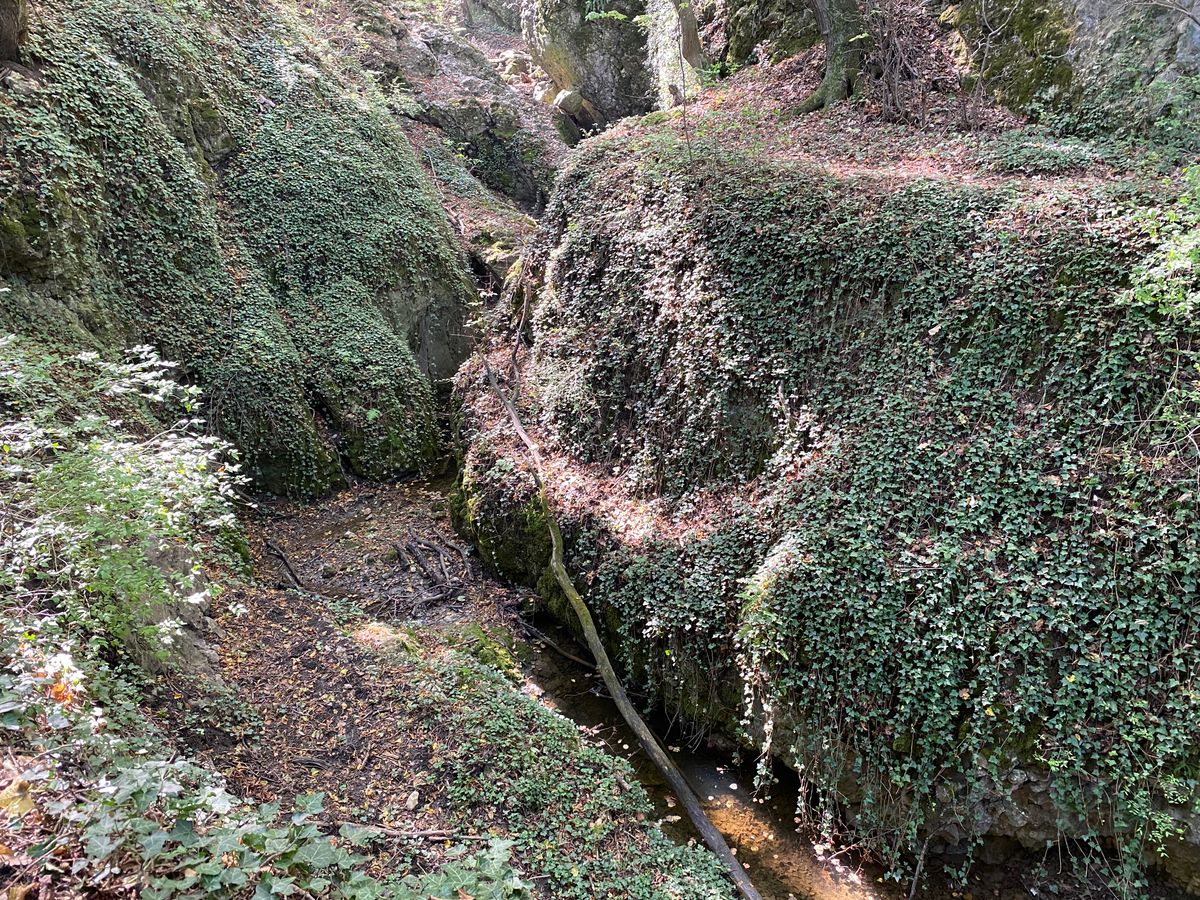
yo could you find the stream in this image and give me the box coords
[258,479,1025,900]
[522,618,905,900]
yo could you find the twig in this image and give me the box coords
[337,822,491,841]
[908,834,931,900]
[522,621,597,670]
[405,540,441,585]
[265,539,304,589]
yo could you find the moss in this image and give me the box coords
[453,622,524,681]
[454,455,554,587]
[638,108,675,126]
[464,124,1200,881]
[0,0,473,498]
[724,0,819,63]
[951,0,1074,110]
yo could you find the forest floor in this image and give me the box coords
[166,480,737,896]
[612,48,1188,195]
[179,479,1130,900]
[195,481,532,875]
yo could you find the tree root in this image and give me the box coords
[483,360,763,900]
[265,539,305,589]
[795,65,855,114]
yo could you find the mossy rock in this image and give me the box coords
[462,121,1200,883]
[0,0,475,497]
[456,462,554,585]
[523,0,656,122]
[725,0,819,63]
[949,0,1074,110]
[453,622,524,681]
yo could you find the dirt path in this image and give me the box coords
[203,481,532,871]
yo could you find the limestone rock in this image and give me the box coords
[130,541,223,683]
[724,0,818,63]
[521,0,656,122]
[465,0,523,32]
[498,49,532,75]
[552,87,584,114]
[951,0,1200,129]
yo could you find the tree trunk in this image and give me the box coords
[672,0,705,69]
[484,361,764,900]
[797,0,865,112]
[0,0,29,61]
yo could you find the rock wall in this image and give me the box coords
[522,0,657,123]
[348,2,568,211]
[645,0,706,105]
[455,123,1200,889]
[946,0,1200,137]
[519,0,712,123]
[0,0,477,496]
[723,0,818,63]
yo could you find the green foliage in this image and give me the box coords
[499,133,1200,888]
[0,336,243,657]
[586,9,631,22]
[0,339,533,898]
[403,839,534,899]
[977,130,1114,174]
[413,655,734,899]
[0,0,472,496]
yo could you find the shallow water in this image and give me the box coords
[521,618,899,900]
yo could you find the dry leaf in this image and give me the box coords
[0,779,33,818]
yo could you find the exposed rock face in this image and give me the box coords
[947,0,1199,133]
[465,0,523,31]
[724,0,818,62]
[645,0,706,104]
[351,6,565,209]
[521,0,656,123]
[520,0,712,122]
[129,542,223,683]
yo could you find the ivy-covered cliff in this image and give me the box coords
[1,0,479,495]
[454,103,1200,892]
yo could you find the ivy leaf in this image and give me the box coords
[292,838,339,870]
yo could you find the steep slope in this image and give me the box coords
[0,338,737,899]
[1,0,476,496]
[454,95,1200,892]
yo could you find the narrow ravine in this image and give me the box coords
[224,477,1034,900]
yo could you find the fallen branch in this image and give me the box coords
[338,822,491,842]
[414,537,454,582]
[482,359,762,900]
[521,621,597,671]
[264,539,304,589]
[405,540,441,585]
